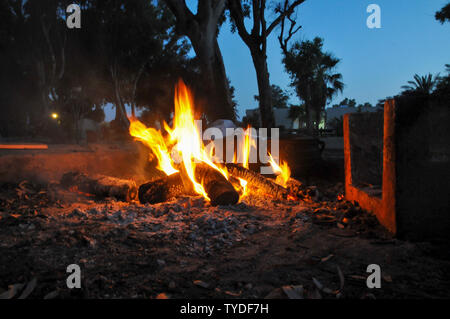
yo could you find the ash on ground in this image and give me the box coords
[0,180,449,299]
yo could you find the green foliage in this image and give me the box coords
[359,102,374,108]
[436,2,450,24]
[227,78,239,119]
[282,37,344,131]
[288,104,306,121]
[382,65,450,108]
[254,84,290,109]
[332,98,356,108]
[0,0,192,140]
[433,64,450,103]
[332,98,373,109]
[401,73,439,96]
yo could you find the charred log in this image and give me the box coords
[178,164,239,206]
[225,163,289,200]
[139,165,239,206]
[61,172,137,202]
[138,173,186,204]
[195,164,239,206]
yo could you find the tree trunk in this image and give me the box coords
[113,86,129,130]
[163,0,235,122]
[305,101,311,132]
[130,63,146,119]
[251,50,274,128]
[227,0,306,129]
[111,65,130,131]
[190,37,235,121]
[305,83,313,134]
[212,39,235,120]
[315,107,322,131]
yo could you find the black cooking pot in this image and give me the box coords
[267,136,325,177]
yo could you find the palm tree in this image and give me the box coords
[288,104,306,128]
[401,73,439,95]
[282,37,344,133]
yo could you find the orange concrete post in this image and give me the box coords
[381,100,397,234]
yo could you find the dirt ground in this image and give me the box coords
[1,178,449,299]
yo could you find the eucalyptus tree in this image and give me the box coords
[227,0,306,128]
[163,0,236,122]
[436,2,450,24]
[0,0,193,137]
[22,0,70,116]
[0,0,87,137]
[82,0,191,131]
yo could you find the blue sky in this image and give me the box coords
[105,0,450,121]
[219,0,450,119]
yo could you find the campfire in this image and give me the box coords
[61,80,312,206]
[2,88,448,300]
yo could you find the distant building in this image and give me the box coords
[245,105,381,131]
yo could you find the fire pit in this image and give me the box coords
[1,82,450,300]
[108,80,306,207]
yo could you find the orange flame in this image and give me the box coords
[129,80,228,200]
[268,153,291,188]
[130,79,291,202]
[237,127,254,196]
[165,80,229,199]
[242,127,252,169]
[129,120,178,176]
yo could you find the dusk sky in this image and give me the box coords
[106,0,450,121]
[217,0,450,119]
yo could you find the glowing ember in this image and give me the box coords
[69,186,95,198]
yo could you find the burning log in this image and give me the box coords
[138,173,186,204]
[191,164,239,206]
[61,172,137,202]
[139,165,239,206]
[225,163,289,200]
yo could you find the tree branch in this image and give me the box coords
[266,0,305,36]
[251,0,261,38]
[227,0,253,47]
[213,0,227,21]
[278,4,302,56]
[260,0,267,53]
[163,0,197,35]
